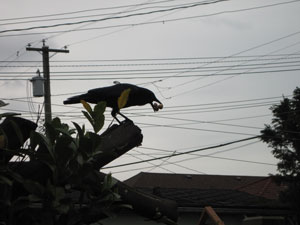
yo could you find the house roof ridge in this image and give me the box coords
[124,172,271,190]
[138,172,268,178]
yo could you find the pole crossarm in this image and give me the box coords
[26,47,69,53]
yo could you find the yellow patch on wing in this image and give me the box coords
[118,88,131,109]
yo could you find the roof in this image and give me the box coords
[124,172,289,210]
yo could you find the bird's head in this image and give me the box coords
[133,86,163,111]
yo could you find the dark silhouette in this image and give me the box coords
[0,117,37,163]
[63,83,163,123]
[260,87,300,224]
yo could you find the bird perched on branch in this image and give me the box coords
[63,83,163,123]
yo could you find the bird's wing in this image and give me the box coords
[88,84,137,96]
[87,84,138,107]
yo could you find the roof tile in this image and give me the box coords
[124,172,288,209]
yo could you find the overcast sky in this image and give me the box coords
[1,0,300,180]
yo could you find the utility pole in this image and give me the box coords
[26,41,69,123]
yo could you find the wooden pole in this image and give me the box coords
[26,42,69,123]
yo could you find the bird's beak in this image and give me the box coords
[155,98,162,105]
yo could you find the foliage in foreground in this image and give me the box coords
[0,101,125,225]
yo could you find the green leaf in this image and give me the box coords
[118,88,131,109]
[51,117,62,127]
[94,101,106,115]
[45,118,61,144]
[81,100,92,113]
[9,170,24,184]
[0,175,13,186]
[93,115,104,133]
[80,101,106,133]
[82,111,94,127]
[102,173,117,192]
[77,154,84,165]
[73,122,84,138]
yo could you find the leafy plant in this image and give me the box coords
[0,101,122,225]
[81,100,106,133]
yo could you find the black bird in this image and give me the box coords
[63,83,163,123]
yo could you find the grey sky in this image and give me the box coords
[1,0,300,180]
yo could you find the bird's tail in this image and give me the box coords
[63,94,87,104]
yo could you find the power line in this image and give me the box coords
[130,148,206,174]
[130,101,277,116]
[3,93,285,106]
[0,0,195,23]
[118,144,275,174]
[1,94,286,120]
[137,119,262,131]
[1,0,297,38]
[2,53,299,63]
[165,41,300,98]
[0,0,227,34]
[124,148,177,174]
[2,59,300,69]
[111,140,272,175]
[2,94,286,112]
[0,100,271,136]
[0,1,226,26]
[1,67,299,81]
[103,135,261,169]
[137,121,259,136]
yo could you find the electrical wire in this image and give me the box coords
[124,148,177,174]
[159,36,300,98]
[1,67,299,81]
[3,53,300,63]
[2,94,283,116]
[0,0,297,38]
[0,0,227,34]
[2,59,300,69]
[0,0,203,23]
[1,1,206,26]
[131,148,206,174]
[110,140,274,175]
[103,135,261,169]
